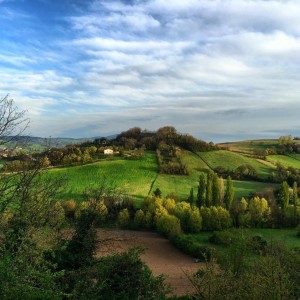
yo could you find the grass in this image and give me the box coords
[197,150,274,180]
[50,151,158,204]
[150,151,276,201]
[233,180,278,200]
[187,228,300,249]
[42,149,277,203]
[267,155,300,169]
[219,139,279,154]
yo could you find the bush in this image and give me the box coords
[133,209,145,229]
[249,235,268,254]
[296,225,300,237]
[171,234,214,261]
[209,231,233,246]
[117,208,130,228]
[155,214,181,237]
[61,200,76,220]
[75,200,108,226]
[73,248,169,299]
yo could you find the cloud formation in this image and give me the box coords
[0,0,300,141]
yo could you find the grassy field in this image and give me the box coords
[187,228,300,248]
[50,151,158,203]
[266,155,300,169]
[44,150,278,203]
[233,180,277,200]
[289,154,300,161]
[197,150,274,179]
[219,139,279,154]
[150,151,276,200]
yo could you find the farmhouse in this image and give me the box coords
[104,148,114,155]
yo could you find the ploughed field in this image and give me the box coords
[95,229,202,296]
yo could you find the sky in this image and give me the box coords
[0,0,300,142]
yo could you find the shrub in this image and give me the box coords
[171,234,214,261]
[249,235,268,254]
[209,231,233,246]
[73,248,169,299]
[117,208,130,228]
[296,225,300,237]
[155,213,181,237]
[133,209,145,229]
[60,200,76,220]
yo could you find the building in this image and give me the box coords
[104,149,114,155]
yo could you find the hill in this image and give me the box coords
[0,135,91,153]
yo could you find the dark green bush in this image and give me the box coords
[208,231,233,246]
[249,235,268,254]
[171,234,214,261]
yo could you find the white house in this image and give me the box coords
[104,149,114,155]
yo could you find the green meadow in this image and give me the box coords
[267,155,300,169]
[47,150,280,203]
[197,150,274,179]
[219,139,279,153]
[150,151,276,200]
[49,151,158,203]
[187,228,300,249]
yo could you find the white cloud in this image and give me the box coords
[2,0,300,140]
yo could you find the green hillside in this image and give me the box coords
[197,150,274,179]
[47,149,277,203]
[219,139,279,154]
[267,155,300,169]
[151,150,276,200]
[49,151,158,203]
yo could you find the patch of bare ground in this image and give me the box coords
[95,229,203,297]
[256,158,277,168]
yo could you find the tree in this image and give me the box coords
[0,95,28,144]
[231,198,248,227]
[212,173,220,206]
[197,173,206,208]
[187,187,194,205]
[248,197,270,227]
[73,248,169,299]
[219,176,224,205]
[224,176,234,211]
[153,188,162,198]
[278,181,290,212]
[117,208,130,228]
[206,171,213,207]
[292,181,299,224]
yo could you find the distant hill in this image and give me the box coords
[0,136,92,152]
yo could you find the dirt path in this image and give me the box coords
[95,229,203,296]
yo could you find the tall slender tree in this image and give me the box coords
[212,173,220,206]
[187,188,194,205]
[224,176,234,211]
[206,171,213,207]
[219,176,224,205]
[197,173,206,208]
[278,181,290,211]
[292,181,298,223]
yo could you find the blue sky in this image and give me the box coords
[1,0,300,142]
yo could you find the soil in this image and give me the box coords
[95,229,203,296]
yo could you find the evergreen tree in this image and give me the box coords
[212,173,220,206]
[206,171,213,207]
[188,187,194,205]
[224,176,234,211]
[197,173,206,208]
